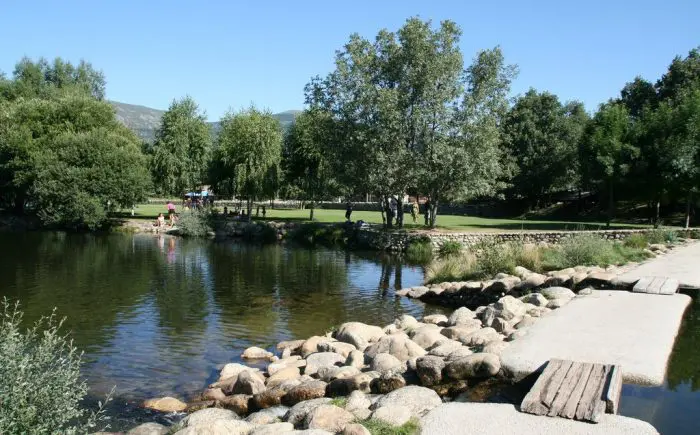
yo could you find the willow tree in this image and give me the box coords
[215,106,283,221]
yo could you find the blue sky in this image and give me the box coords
[1,0,697,120]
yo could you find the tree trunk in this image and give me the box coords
[384,195,393,229]
[686,193,692,229]
[606,181,614,228]
[654,199,661,229]
[429,200,439,228]
[396,197,404,228]
[309,203,315,221]
[247,198,253,223]
[13,193,25,214]
[379,198,386,227]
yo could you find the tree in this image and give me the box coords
[214,106,283,221]
[503,89,588,207]
[282,109,339,220]
[656,47,700,101]
[149,97,211,196]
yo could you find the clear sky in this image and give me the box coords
[1,0,698,120]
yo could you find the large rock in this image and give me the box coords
[517,273,547,291]
[249,423,294,435]
[364,334,426,361]
[301,336,335,357]
[174,420,255,435]
[277,339,305,353]
[304,404,355,432]
[317,341,357,358]
[219,394,251,415]
[126,423,168,435]
[540,286,575,301]
[370,373,406,394]
[345,350,367,369]
[304,352,345,376]
[142,396,187,412]
[515,316,537,329]
[233,370,266,395]
[219,363,258,382]
[448,307,476,326]
[242,346,274,360]
[416,356,445,386]
[373,385,442,416]
[453,327,501,347]
[342,424,371,435]
[246,409,282,424]
[317,365,360,382]
[410,326,447,349]
[335,322,385,349]
[422,314,449,325]
[283,380,328,405]
[266,366,300,388]
[370,405,413,427]
[370,353,405,374]
[252,387,287,409]
[284,397,332,426]
[446,347,474,361]
[267,356,305,375]
[440,324,481,341]
[326,372,379,396]
[547,298,571,309]
[445,353,501,379]
[182,408,240,426]
[489,276,521,293]
[394,314,419,330]
[520,293,548,307]
[345,390,371,413]
[493,296,526,321]
[428,340,464,358]
[482,340,509,356]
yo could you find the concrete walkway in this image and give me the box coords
[500,290,691,385]
[420,403,659,435]
[617,240,700,289]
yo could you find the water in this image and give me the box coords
[0,232,698,433]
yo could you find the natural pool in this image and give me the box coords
[0,232,697,433]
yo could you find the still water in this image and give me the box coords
[0,232,698,433]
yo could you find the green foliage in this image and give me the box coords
[438,240,463,258]
[472,239,518,277]
[542,234,651,270]
[329,397,347,407]
[646,228,678,244]
[149,96,212,196]
[0,299,109,434]
[623,233,649,248]
[425,252,478,283]
[176,211,212,237]
[363,418,420,435]
[291,223,347,247]
[404,237,434,264]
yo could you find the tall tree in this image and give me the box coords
[149,96,211,196]
[656,47,700,101]
[214,106,283,221]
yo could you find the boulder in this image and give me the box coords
[513,266,532,279]
[252,388,286,409]
[519,292,548,307]
[370,405,413,427]
[547,298,570,309]
[202,388,226,401]
[174,420,255,435]
[581,271,618,289]
[345,390,371,413]
[371,373,406,394]
[482,340,509,356]
[445,347,474,361]
[345,350,366,369]
[317,341,357,358]
[489,276,521,293]
[317,365,360,382]
[454,327,501,347]
[493,296,526,321]
[383,324,399,335]
[342,423,371,435]
[182,408,240,426]
[540,286,575,301]
[266,366,300,388]
[304,404,355,432]
[277,339,305,353]
[410,326,446,349]
[514,316,537,329]
[142,396,187,412]
[427,340,463,358]
[545,273,573,288]
[267,356,304,375]
[185,400,216,412]
[373,385,442,416]
[422,314,449,325]
[527,306,551,317]
[219,363,258,382]
[491,317,510,334]
[416,356,445,386]
[284,397,332,426]
[304,352,345,376]
[480,306,497,328]
[283,380,328,405]
[335,322,385,349]
[364,334,426,361]
[448,307,477,326]
[394,314,419,330]
[506,329,528,341]
[407,286,431,298]
[219,394,251,415]
[440,324,481,341]
[233,370,266,395]
[370,352,405,374]
[517,273,547,291]
[249,423,294,435]
[246,409,282,424]
[445,353,501,379]
[301,336,335,357]
[326,372,378,396]
[126,423,168,435]
[242,346,274,360]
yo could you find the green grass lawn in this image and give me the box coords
[117,203,648,232]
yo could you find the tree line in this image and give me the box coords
[1,18,698,229]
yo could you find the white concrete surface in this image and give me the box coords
[500,290,691,385]
[420,403,659,435]
[617,240,700,289]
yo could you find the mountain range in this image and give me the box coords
[111,101,301,142]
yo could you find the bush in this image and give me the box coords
[646,228,677,244]
[0,299,109,434]
[472,240,517,278]
[510,243,544,272]
[405,237,433,264]
[176,211,213,237]
[425,252,479,283]
[623,233,649,249]
[542,234,651,270]
[438,240,463,258]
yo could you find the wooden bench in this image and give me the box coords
[520,359,622,423]
[632,276,679,294]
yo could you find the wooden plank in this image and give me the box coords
[605,365,623,414]
[645,276,666,294]
[541,359,573,408]
[632,276,654,293]
[520,359,563,415]
[659,278,680,295]
[561,362,595,419]
[575,364,609,422]
[547,361,584,417]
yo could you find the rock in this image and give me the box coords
[249,423,294,435]
[174,419,256,435]
[371,373,406,394]
[407,286,431,298]
[422,314,449,325]
[301,336,335,358]
[342,423,371,435]
[370,352,405,374]
[304,352,345,376]
[448,307,476,325]
[304,404,355,432]
[345,350,366,369]
[540,286,575,301]
[219,395,251,415]
[242,346,274,360]
[246,409,281,424]
[480,306,497,328]
[284,397,332,426]
[440,323,481,341]
[219,363,259,382]
[515,316,537,329]
[253,388,287,409]
[394,314,419,330]
[267,357,304,375]
[317,365,360,382]
[489,276,521,293]
[491,317,510,334]
[416,356,445,386]
[454,327,501,347]
[571,271,589,287]
[317,341,357,358]
[185,400,216,412]
[506,329,528,341]
[266,366,300,388]
[284,380,328,405]
[345,390,371,413]
[517,273,547,291]
[383,324,399,335]
[545,273,573,288]
[371,405,413,427]
[445,347,474,361]
[410,326,446,349]
[493,296,526,321]
[277,379,303,393]
[364,334,426,361]
[326,372,378,396]
[546,298,571,309]
[445,353,501,379]
[582,271,619,289]
[519,293,548,307]
[281,347,292,359]
[202,388,226,401]
[142,396,187,412]
[182,408,240,426]
[428,340,463,357]
[373,385,442,416]
[513,266,532,279]
[277,339,305,353]
[233,370,266,395]
[126,423,168,435]
[335,322,385,349]
[482,340,509,356]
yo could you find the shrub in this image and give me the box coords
[685,229,700,239]
[542,234,651,270]
[425,252,479,283]
[438,240,463,258]
[623,233,649,249]
[176,211,213,237]
[511,243,544,273]
[0,299,110,434]
[405,238,433,264]
[472,240,517,278]
[646,228,677,244]
[363,418,420,435]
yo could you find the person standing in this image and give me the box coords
[411,200,419,224]
[389,197,397,225]
[424,198,431,226]
[167,201,176,224]
[345,201,353,221]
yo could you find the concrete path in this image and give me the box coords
[617,240,700,289]
[500,290,691,385]
[420,403,658,435]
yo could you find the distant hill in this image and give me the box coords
[110,101,301,142]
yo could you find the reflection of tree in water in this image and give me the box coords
[666,296,700,391]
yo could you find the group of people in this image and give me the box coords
[344,197,434,226]
[154,201,178,228]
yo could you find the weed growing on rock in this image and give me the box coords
[363,418,420,435]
